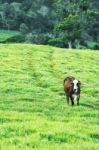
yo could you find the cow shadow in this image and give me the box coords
[90,133,99,140]
[81,101,99,111]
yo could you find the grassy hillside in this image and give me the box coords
[0,44,99,150]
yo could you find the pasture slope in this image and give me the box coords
[0,44,99,150]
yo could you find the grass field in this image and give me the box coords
[0,44,99,150]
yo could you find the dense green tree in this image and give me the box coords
[54,0,99,48]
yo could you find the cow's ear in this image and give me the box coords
[71,82,74,85]
[78,81,81,85]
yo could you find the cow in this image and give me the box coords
[63,76,81,106]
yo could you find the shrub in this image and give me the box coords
[25,33,53,45]
[86,41,99,50]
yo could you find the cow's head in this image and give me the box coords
[72,79,81,93]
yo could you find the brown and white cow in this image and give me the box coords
[63,76,81,106]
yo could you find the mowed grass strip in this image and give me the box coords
[0,44,99,150]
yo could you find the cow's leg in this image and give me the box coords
[70,97,74,106]
[77,95,80,106]
[67,95,69,105]
[65,93,69,104]
[71,100,74,106]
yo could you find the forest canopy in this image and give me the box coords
[0,0,99,49]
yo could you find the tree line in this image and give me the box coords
[0,0,99,49]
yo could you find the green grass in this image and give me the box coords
[0,30,20,42]
[0,44,99,150]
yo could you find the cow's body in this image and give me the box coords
[64,76,81,106]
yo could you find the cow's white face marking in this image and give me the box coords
[73,80,78,92]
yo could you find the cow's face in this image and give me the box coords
[72,79,81,93]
